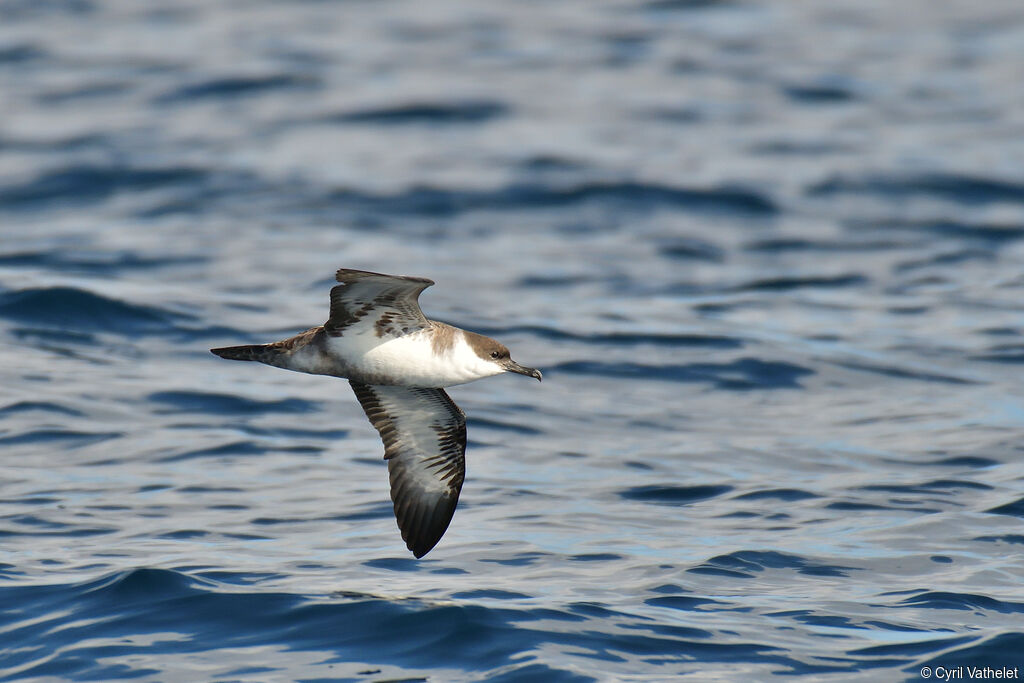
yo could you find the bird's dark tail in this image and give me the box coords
[212,327,319,367]
[211,344,276,363]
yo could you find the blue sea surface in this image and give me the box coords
[2,0,1024,680]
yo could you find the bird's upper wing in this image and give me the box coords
[326,268,434,338]
[349,380,466,558]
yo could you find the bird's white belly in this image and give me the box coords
[326,331,472,387]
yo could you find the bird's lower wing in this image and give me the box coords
[349,381,467,558]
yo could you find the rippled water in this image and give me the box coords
[3,0,1024,680]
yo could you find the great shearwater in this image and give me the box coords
[211,268,542,558]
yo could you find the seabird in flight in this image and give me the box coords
[211,268,542,558]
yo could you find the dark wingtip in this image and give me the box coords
[393,493,457,560]
[402,512,449,559]
[404,532,438,559]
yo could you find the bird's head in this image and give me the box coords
[465,332,542,381]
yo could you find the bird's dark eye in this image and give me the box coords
[490,351,500,359]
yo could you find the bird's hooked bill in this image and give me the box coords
[504,359,542,381]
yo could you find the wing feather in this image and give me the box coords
[349,380,466,558]
[327,269,434,338]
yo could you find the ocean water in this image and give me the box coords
[2,0,1024,680]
